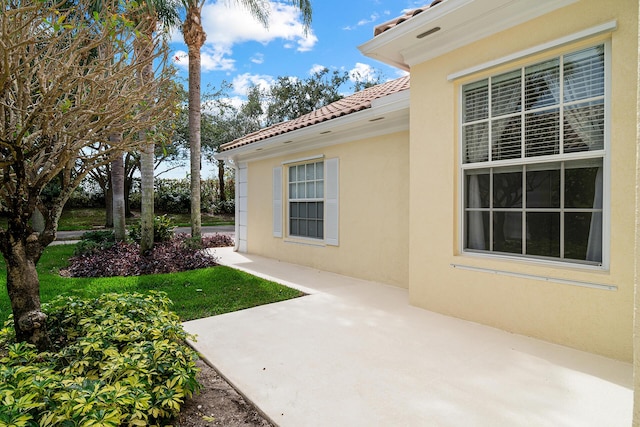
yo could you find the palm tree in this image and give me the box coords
[132,0,181,252]
[181,0,312,241]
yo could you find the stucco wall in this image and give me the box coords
[245,131,410,288]
[409,0,638,361]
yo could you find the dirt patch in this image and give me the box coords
[175,359,273,427]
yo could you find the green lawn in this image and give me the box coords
[0,244,302,322]
[53,208,234,231]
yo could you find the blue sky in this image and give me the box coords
[163,0,421,178]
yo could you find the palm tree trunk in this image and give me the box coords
[184,3,206,241]
[110,134,126,240]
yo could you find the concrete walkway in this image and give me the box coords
[184,247,633,427]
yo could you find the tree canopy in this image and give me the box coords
[0,0,178,348]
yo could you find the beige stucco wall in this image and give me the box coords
[409,0,638,361]
[245,131,410,288]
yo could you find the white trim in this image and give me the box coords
[448,21,617,81]
[450,264,616,291]
[282,154,324,165]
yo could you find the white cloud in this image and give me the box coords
[172,47,235,72]
[344,13,380,30]
[250,53,265,64]
[172,1,316,72]
[349,62,376,82]
[231,73,275,96]
[309,64,326,75]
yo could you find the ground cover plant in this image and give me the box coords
[0,292,200,426]
[0,244,302,322]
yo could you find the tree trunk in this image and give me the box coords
[5,239,50,351]
[218,159,226,203]
[189,39,202,240]
[140,136,154,252]
[105,185,114,228]
[111,145,126,241]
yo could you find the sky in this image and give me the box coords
[162,0,422,178]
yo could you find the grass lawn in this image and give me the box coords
[50,208,235,231]
[0,244,303,322]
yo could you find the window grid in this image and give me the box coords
[461,44,606,265]
[288,161,324,239]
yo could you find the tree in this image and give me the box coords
[181,0,311,240]
[0,0,177,349]
[133,0,181,253]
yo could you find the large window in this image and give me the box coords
[461,44,606,265]
[288,161,324,239]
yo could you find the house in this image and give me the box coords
[217,0,639,386]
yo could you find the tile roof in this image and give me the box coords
[373,0,445,37]
[220,75,410,152]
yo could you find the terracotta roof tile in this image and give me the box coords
[373,0,445,37]
[220,75,410,152]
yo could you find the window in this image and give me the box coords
[288,161,324,239]
[461,44,606,265]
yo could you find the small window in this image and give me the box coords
[461,45,606,265]
[288,161,324,239]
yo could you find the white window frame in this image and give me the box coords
[287,160,325,240]
[458,40,611,269]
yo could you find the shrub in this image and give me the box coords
[128,214,175,244]
[0,292,200,426]
[67,235,219,277]
[212,199,235,215]
[73,230,116,256]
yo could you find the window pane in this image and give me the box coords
[526,166,560,208]
[492,70,521,117]
[297,183,305,198]
[308,220,317,238]
[463,122,489,163]
[306,164,315,180]
[465,211,489,250]
[525,108,560,157]
[565,164,600,208]
[564,45,604,101]
[290,183,297,199]
[317,202,324,219]
[525,58,560,110]
[463,79,489,122]
[316,181,324,198]
[564,100,604,153]
[565,212,601,262]
[465,172,490,208]
[526,212,560,257]
[316,162,324,179]
[290,202,298,217]
[290,219,298,235]
[306,182,315,198]
[492,117,521,160]
[299,203,307,218]
[289,166,297,183]
[493,212,522,254]
[493,170,522,208]
[297,166,306,181]
[318,220,324,239]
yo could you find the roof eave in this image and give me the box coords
[358,0,579,69]
[216,90,410,164]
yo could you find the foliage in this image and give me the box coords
[0,292,200,426]
[213,199,235,215]
[67,234,221,277]
[128,178,219,213]
[129,214,176,244]
[73,230,116,256]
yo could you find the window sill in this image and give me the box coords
[283,236,327,248]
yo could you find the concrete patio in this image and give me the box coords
[184,247,633,426]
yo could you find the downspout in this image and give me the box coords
[231,158,240,252]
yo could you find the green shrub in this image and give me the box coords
[73,230,116,256]
[128,214,175,244]
[0,292,200,426]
